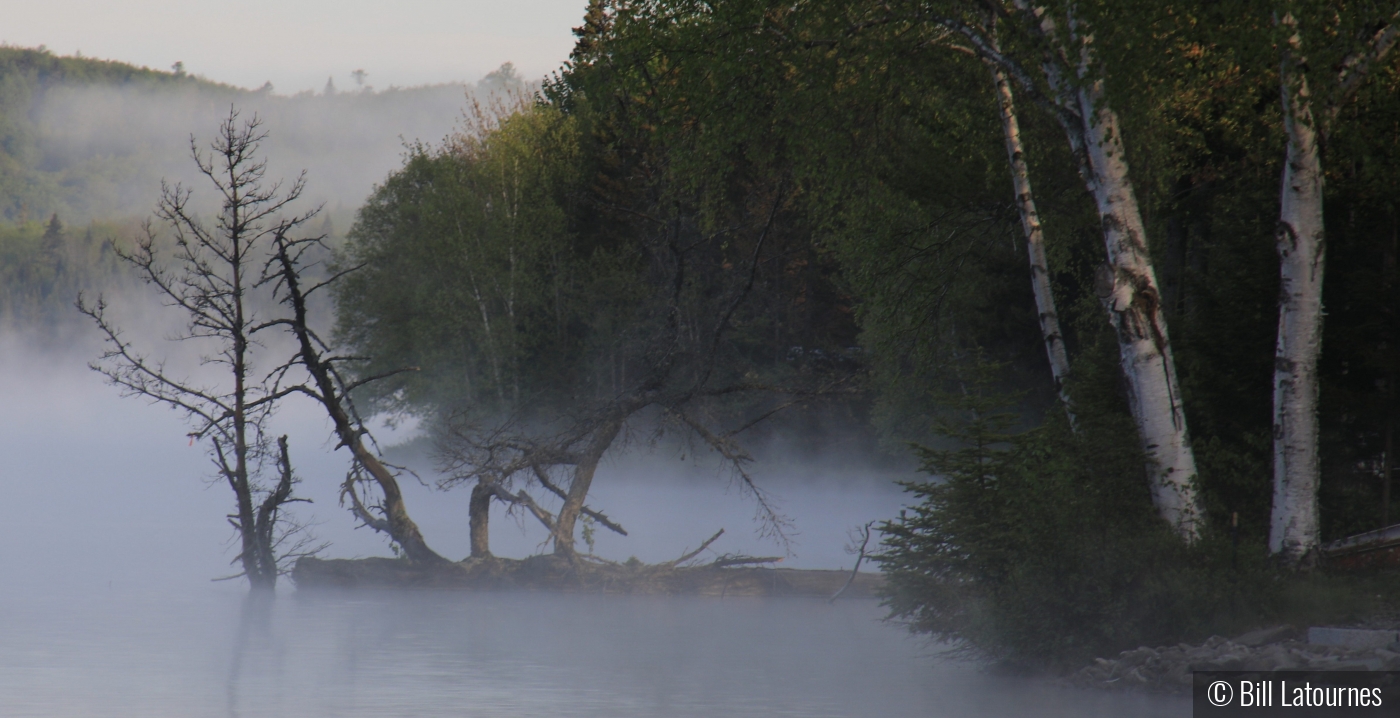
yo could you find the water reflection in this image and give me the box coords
[0,586,1193,717]
[226,590,275,718]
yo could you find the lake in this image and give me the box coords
[0,587,1187,717]
[0,334,1188,716]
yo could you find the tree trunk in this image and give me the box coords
[1077,82,1202,540]
[990,1,1201,538]
[469,481,493,558]
[1268,41,1326,566]
[991,63,1073,417]
[553,420,622,557]
[251,435,296,588]
[349,441,446,564]
[272,237,447,566]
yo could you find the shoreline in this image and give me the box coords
[292,555,885,598]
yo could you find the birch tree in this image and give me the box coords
[933,2,1203,538]
[1269,4,1399,565]
[988,38,1073,417]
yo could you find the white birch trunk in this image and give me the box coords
[990,2,1201,538]
[1076,80,1202,540]
[991,64,1074,416]
[943,5,1203,537]
[1269,36,1325,565]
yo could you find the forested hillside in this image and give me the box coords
[0,46,522,330]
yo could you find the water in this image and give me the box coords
[0,588,1187,717]
[0,336,1190,716]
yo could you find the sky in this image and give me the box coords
[4,0,588,93]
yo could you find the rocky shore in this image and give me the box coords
[1070,625,1400,693]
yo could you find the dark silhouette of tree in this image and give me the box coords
[79,109,321,591]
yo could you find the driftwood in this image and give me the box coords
[292,527,876,597]
[292,554,881,598]
[829,521,875,603]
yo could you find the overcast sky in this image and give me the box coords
[5,0,587,93]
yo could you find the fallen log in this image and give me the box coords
[292,554,883,598]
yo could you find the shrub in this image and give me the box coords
[874,362,1278,668]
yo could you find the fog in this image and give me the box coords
[25,75,522,227]
[0,327,914,590]
[0,328,1190,716]
[0,590,1186,717]
[0,64,1192,717]
[7,0,583,93]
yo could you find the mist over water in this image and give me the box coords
[0,61,1191,716]
[0,589,1187,718]
[0,332,1192,716]
[0,328,914,588]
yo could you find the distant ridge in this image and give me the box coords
[0,45,510,226]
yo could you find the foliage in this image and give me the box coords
[334,101,640,421]
[0,214,137,334]
[876,357,1277,667]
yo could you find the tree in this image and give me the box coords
[986,35,1073,418]
[434,181,806,560]
[336,46,859,560]
[334,100,617,560]
[334,101,597,422]
[1268,4,1400,566]
[79,110,318,591]
[923,1,1204,539]
[264,221,448,565]
[570,0,1200,538]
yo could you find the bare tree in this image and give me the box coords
[436,189,847,562]
[79,110,317,591]
[262,214,448,565]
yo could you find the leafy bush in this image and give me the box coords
[874,362,1278,668]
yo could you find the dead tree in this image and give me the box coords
[437,187,850,561]
[262,220,448,565]
[79,110,315,591]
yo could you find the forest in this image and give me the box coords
[7,0,1400,672]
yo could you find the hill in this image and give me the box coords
[0,46,518,226]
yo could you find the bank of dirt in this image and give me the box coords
[292,555,883,598]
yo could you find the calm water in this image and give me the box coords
[0,588,1187,718]
[0,338,1189,716]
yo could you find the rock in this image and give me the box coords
[1194,656,1245,671]
[1071,624,1400,695]
[1233,625,1298,647]
[1308,627,1400,650]
[1330,659,1382,671]
[1119,648,1155,667]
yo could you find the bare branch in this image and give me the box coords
[659,528,725,568]
[530,464,628,536]
[1326,12,1400,132]
[829,521,875,603]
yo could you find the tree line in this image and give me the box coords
[51,0,1400,663]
